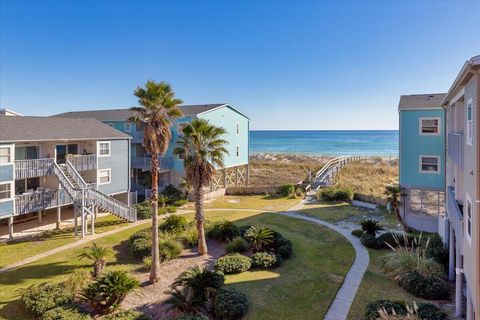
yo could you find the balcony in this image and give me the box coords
[446,186,463,252]
[15,189,73,215]
[67,154,97,171]
[132,156,173,171]
[131,131,144,144]
[448,132,464,168]
[15,158,54,179]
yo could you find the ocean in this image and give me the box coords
[250,130,398,156]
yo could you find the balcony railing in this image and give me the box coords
[15,189,73,215]
[131,156,173,171]
[131,131,144,143]
[15,158,55,179]
[448,132,464,168]
[67,154,97,171]
[446,186,463,252]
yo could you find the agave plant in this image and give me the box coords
[170,266,225,303]
[360,219,384,236]
[79,242,111,278]
[244,226,274,252]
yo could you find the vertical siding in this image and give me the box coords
[0,143,14,217]
[97,139,130,195]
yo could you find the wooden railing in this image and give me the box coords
[448,132,464,169]
[15,158,54,179]
[131,156,173,170]
[67,154,97,171]
[15,189,73,215]
[312,155,362,191]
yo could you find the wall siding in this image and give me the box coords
[97,139,130,195]
[0,164,14,182]
[0,200,14,217]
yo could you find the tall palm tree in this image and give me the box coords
[129,80,183,283]
[174,119,228,254]
[384,184,409,231]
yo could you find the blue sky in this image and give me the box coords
[1,1,479,130]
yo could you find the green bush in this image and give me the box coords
[135,201,152,220]
[171,315,208,320]
[159,236,183,262]
[317,186,353,202]
[162,184,186,205]
[167,206,177,213]
[23,283,73,317]
[251,252,279,269]
[173,199,188,207]
[425,234,448,270]
[215,254,251,274]
[360,233,382,249]
[417,303,447,320]
[42,306,90,320]
[399,271,449,300]
[377,232,402,248]
[160,214,188,233]
[213,289,248,320]
[179,226,198,247]
[103,309,150,320]
[206,219,240,241]
[129,228,151,243]
[270,231,293,259]
[364,299,405,320]
[360,219,383,236]
[244,226,274,252]
[142,256,152,271]
[131,237,152,259]
[64,269,91,296]
[225,237,249,254]
[277,184,296,197]
[351,229,363,238]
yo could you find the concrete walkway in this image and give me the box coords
[280,199,369,320]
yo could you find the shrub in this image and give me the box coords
[377,232,402,248]
[206,219,240,241]
[162,184,186,205]
[159,236,183,262]
[172,315,208,320]
[225,237,249,254]
[213,289,248,320]
[170,266,225,303]
[270,231,293,259]
[417,303,447,320]
[164,287,205,314]
[277,184,296,197]
[135,201,152,220]
[244,226,274,252]
[64,269,91,296]
[173,199,188,207]
[425,234,448,270]
[42,306,90,320]
[400,271,449,300]
[318,186,353,202]
[167,206,177,213]
[364,299,405,320]
[179,226,198,247]
[81,270,139,314]
[129,228,151,243]
[103,309,150,320]
[251,252,279,269]
[360,219,383,236]
[160,214,188,233]
[23,283,73,317]
[215,254,251,274]
[360,233,382,249]
[351,229,363,238]
[142,256,152,271]
[131,237,152,259]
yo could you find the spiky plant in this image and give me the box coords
[244,226,274,252]
[129,80,183,283]
[79,242,111,278]
[360,219,384,236]
[164,287,205,314]
[173,119,228,255]
[170,266,225,303]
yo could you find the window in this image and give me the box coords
[236,123,240,135]
[124,123,132,132]
[98,169,111,185]
[98,142,111,157]
[236,145,239,157]
[419,156,440,173]
[0,183,11,200]
[419,118,440,135]
[0,147,11,164]
[465,194,472,245]
[466,98,473,145]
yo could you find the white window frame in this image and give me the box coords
[0,145,14,165]
[419,155,440,174]
[419,117,441,136]
[236,145,239,157]
[465,193,472,246]
[0,181,13,203]
[97,169,111,185]
[97,141,111,157]
[236,123,240,135]
[466,98,473,145]
[124,122,132,132]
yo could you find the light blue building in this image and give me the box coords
[398,93,447,232]
[55,104,250,198]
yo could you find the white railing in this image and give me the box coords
[448,132,464,169]
[447,186,463,253]
[131,131,144,143]
[67,154,97,171]
[132,156,173,170]
[15,158,54,179]
[66,160,89,189]
[15,189,73,215]
[86,188,137,222]
[53,163,81,200]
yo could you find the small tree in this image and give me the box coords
[244,226,274,252]
[79,243,111,278]
[384,184,409,231]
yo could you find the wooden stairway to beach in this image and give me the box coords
[309,155,361,192]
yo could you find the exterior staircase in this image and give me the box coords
[310,156,362,192]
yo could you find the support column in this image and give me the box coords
[448,222,455,281]
[74,206,78,236]
[94,205,98,219]
[466,289,473,320]
[223,168,227,188]
[246,164,250,187]
[235,166,239,187]
[38,210,42,224]
[455,238,463,318]
[56,207,62,230]
[81,208,86,238]
[91,211,95,235]
[8,216,14,240]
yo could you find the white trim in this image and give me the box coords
[0,181,14,203]
[466,98,473,146]
[196,104,251,120]
[97,141,111,157]
[465,193,472,246]
[419,155,441,174]
[450,88,465,105]
[0,144,14,166]
[97,168,111,185]
[419,117,441,136]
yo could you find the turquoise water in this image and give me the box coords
[250,130,398,156]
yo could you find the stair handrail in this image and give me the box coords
[53,162,81,199]
[65,160,89,189]
[85,188,137,222]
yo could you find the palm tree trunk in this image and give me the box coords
[149,154,161,283]
[395,205,410,232]
[195,184,208,255]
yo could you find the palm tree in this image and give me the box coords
[173,119,228,254]
[79,242,111,278]
[384,184,409,231]
[129,80,183,283]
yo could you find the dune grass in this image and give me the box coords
[185,194,301,212]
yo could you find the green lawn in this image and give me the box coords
[184,194,301,212]
[0,215,129,268]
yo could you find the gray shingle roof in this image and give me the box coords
[53,104,227,121]
[398,93,447,111]
[0,116,131,142]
